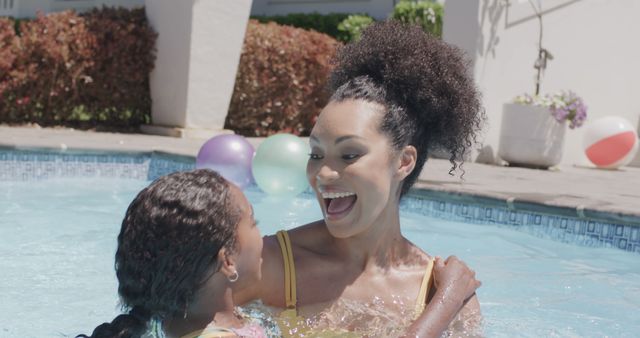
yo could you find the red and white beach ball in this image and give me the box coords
[583,116,639,168]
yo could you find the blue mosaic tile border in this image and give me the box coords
[400,196,640,254]
[0,148,194,181]
[2,148,638,254]
[0,149,149,180]
[148,152,196,180]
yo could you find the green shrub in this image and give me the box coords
[226,20,340,136]
[392,0,443,38]
[337,14,374,42]
[251,12,351,41]
[0,7,156,128]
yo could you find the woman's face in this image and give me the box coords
[228,185,263,287]
[307,99,403,238]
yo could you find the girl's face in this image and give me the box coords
[228,185,263,287]
[307,99,405,238]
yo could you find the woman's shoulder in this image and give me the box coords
[257,221,330,305]
[265,220,331,252]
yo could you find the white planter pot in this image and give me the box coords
[498,103,566,168]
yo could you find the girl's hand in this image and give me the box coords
[433,255,481,306]
[402,256,481,338]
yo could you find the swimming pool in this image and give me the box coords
[1,149,639,337]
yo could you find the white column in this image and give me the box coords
[143,0,252,138]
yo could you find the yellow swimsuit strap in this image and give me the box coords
[413,258,435,319]
[276,230,297,313]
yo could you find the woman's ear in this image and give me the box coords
[217,247,237,279]
[396,145,417,180]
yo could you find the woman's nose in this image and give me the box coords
[316,164,339,182]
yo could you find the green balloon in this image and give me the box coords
[252,134,309,197]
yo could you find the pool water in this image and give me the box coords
[1,178,639,338]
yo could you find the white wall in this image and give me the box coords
[250,0,396,20]
[444,0,640,167]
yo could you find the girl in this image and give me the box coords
[78,170,272,338]
[236,20,485,337]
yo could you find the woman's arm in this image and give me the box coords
[402,256,481,338]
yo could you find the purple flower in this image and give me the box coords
[549,91,587,129]
[516,90,588,129]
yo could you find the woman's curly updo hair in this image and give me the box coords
[329,20,484,195]
[78,169,241,338]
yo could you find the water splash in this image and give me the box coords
[240,296,484,337]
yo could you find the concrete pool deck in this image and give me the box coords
[2,125,639,221]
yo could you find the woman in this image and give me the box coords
[78,170,274,338]
[236,21,485,337]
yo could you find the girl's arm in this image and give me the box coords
[402,256,482,338]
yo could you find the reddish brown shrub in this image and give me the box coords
[0,18,19,105]
[8,11,97,124]
[226,20,341,136]
[0,7,156,128]
[80,7,156,127]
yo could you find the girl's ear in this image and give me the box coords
[217,247,237,279]
[396,145,417,180]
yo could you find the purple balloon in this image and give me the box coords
[196,134,255,189]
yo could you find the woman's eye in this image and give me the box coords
[309,153,323,160]
[342,154,360,161]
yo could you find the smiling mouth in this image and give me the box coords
[322,192,357,219]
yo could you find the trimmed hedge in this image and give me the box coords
[251,12,352,42]
[225,20,340,137]
[0,7,156,129]
[78,7,156,127]
[0,18,18,99]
